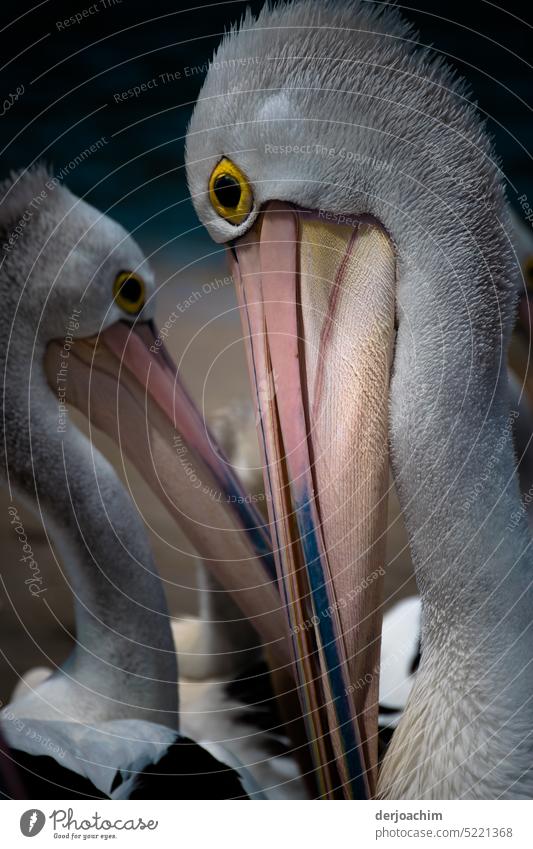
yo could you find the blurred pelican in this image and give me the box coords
[0,169,302,798]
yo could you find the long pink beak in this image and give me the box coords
[229,202,396,797]
[44,320,292,671]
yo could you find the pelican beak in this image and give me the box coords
[229,202,396,798]
[43,319,291,669]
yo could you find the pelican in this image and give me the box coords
[0,168,302,799]
[185,0,533,798]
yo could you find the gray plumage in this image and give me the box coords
[186,0,533,798]
[0,168,304,799]
[0,169,179,795]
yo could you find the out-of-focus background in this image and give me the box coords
[1,0,532,704]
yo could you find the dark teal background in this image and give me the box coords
[1,0,531,260]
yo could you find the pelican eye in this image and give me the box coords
[209,157,253,225]
[524,256,533,294]
[113,271,145,315]
[213,174,241,208]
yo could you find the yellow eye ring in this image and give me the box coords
[208,157,253,225]
[113,271,145,315]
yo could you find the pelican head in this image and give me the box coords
[1,165,291,735]
[0,166,201,518]
[186,0,528,798]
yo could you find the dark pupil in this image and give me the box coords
[213,174,241,209]
[120,276,142,303]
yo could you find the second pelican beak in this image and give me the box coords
[44,319,292,670]
[229,202,396,798]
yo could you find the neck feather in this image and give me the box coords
[383,314,533,798]
[4,347,177,727]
